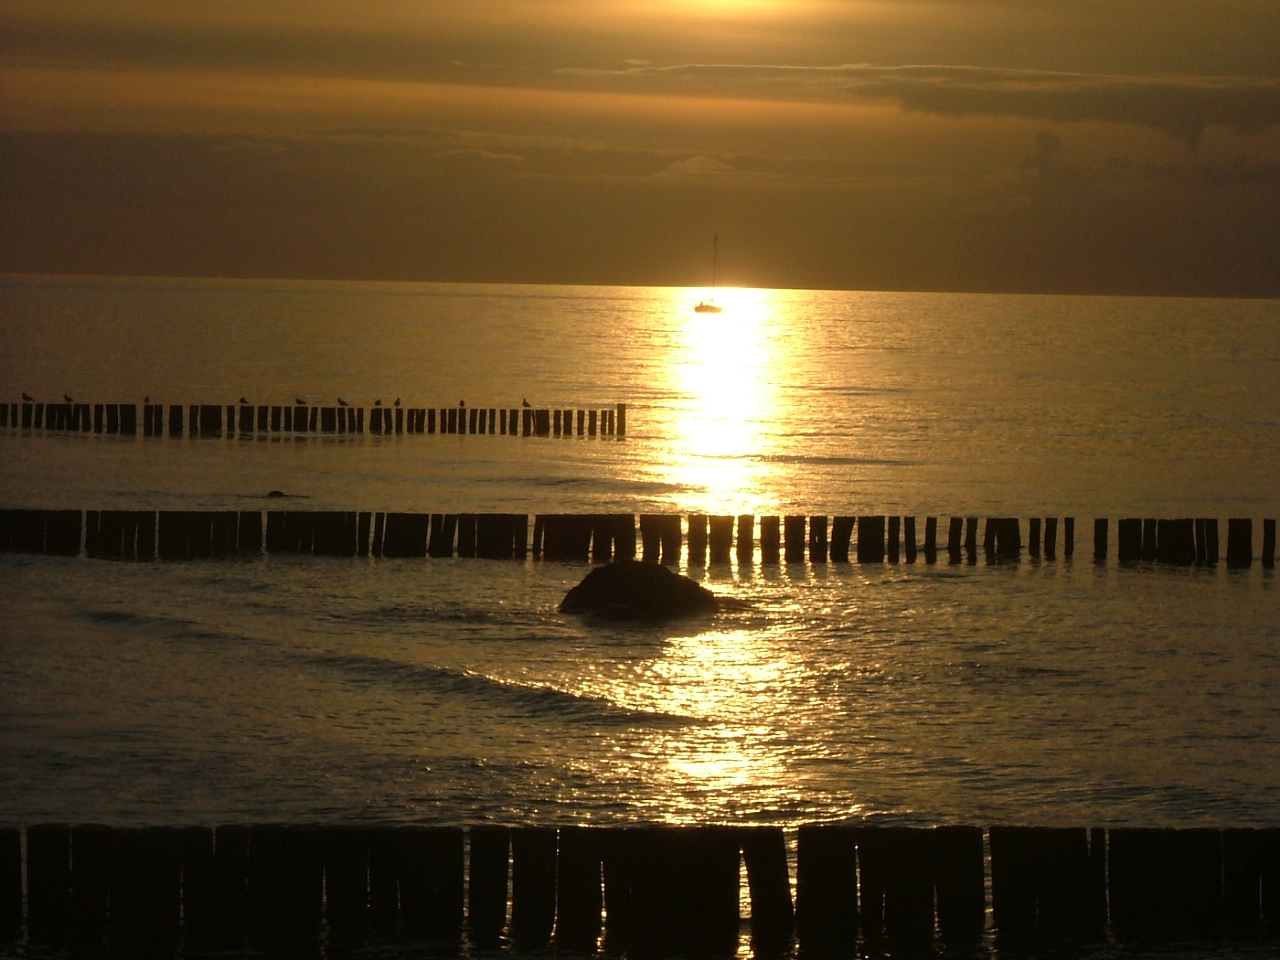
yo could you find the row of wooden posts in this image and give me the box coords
[0,401,626,438]
[0,509,1276,568]
[1,824,1277,956]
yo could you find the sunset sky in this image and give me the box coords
[2,0,1279,294]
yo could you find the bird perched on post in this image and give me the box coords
[239,397,248,405]
[337,398,348,407]
[459,400,465,407]
[394,398,401,406]
[295,397,306,405]
[374,399,382,406]
[63,394,74,403]
[522,398,530,408]
[22,392,34,401]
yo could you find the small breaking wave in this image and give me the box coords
[307,651,697,728]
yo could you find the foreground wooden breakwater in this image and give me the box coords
[0,824,1277,956]
[0,401,627,438]
[0,510,1276,568]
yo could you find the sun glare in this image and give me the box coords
[662,287,781,514]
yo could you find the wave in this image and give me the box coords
[307,651,697,728]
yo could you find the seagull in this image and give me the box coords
[374,399,382,406]
[63,394,74,403]
[22,392,33,402]
[337,398,348,407]
[295,397,306,405]
[459,400,465,407]
[144,396,150,403]
[239,397,248,405]
[522,398,530,408]
[394,398,401,406]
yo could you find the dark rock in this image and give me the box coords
[559,560,718,620]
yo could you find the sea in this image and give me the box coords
[1,275,1279,957]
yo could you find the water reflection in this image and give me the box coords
[664,288,786,515]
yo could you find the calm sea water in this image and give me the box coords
[1,276,1279,955]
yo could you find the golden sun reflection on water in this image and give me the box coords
[666,287,785,514]
[633,628,803,821]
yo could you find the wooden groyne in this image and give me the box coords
[0,401,627,438]
[1,824,1277,955]
[0,510,1275,568]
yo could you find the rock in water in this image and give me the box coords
[559,560,718,620]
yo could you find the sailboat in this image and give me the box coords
[694,235,723,313]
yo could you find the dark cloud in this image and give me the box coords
[563,63,1280,146]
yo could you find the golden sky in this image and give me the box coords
[2,0,1279,293]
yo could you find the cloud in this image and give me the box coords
[560,63,1280,146]
[659,155,733,180]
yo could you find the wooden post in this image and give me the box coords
[947,517,962,563]
[736,515,754,566]
[1141,518,1158,561]
[1264,519,1276,568]
[510,828,557,949]
[640,515,662,563]
[26,823,71,945]
[760,516,780,564]
[924,516,937,564]
[588,409,597,436]
[617,403,626,437]
[888,515,901,563]
[857,516,885,563]
[1029,517,1042,558]
[964,517,977,561]
[468,826,509,944]
[795,824,856,955]
[904,516,917,563]
[1227,518,1253,568]
[784,515,805,563]
[1044,517,1057,558]
[1118,518,1143,562]
[1094,518,1108,562]
[687,515,708,566]
[0,828,18,943]
[809,515,828,563]
[829,516,854,563]
[577,409,585,436]
[741,827,794,953]
[709,515,734,564]
[556,827,603,952]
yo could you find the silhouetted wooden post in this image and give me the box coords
[26,823,71,945]
[736,514,754,566]
[709,515,733,564]
[924,516,937,563]
[857,516,885,563]
[556,827,603,952]
[553,409,562,436]
[795,824,856,955]
[948,517,963,563]
[1118,518,1143,562]
[640,515,662,563]
[468,826,509,945]
[964,517,977,562]
[830,516,854,563]
[1195,519,1208,563]
[617,403,626,437]
[784,515,805,563]
[1044,517,1057,558]
[809,515,828,563]
[1145,517,1162,558]
[0,827,18,943]
[588,409,597,436]
[760,516,780,564]
[106,403,120,433]
[1094,519,1108,562]
[1029,518,1041,558]
[904,516,917,563]
[888,515,900,563]
[1264,519,1276,568]
[687,515,708,566]
[741,827,794,953]
[576,409,585,436]
[934,826,985,950]
[510,828,557,949]
[1227,518,1253,568]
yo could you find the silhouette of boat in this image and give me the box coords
[694,235,723,313]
